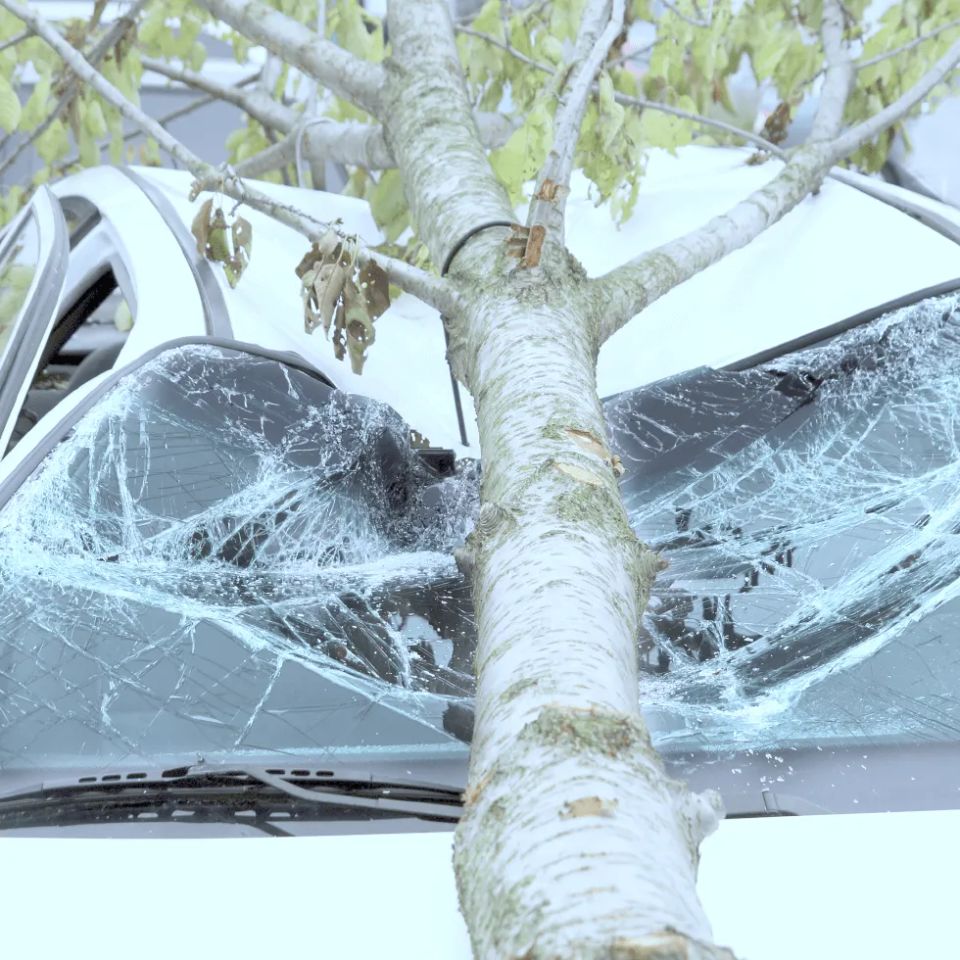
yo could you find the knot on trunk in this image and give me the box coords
[454,501,516,579]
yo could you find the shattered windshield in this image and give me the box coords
[1,291,960,783]
[0,345,478,771]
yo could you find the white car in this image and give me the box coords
[1,147,959,960]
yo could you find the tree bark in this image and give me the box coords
[376,2,734,956]
[452,258,732,960]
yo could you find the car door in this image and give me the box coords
[0,187,68,457]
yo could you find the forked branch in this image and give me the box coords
[591,26,960,343]
[0,0,149,179]
[0,0,456,314]
[527,0,625,240]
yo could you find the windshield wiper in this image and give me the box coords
[0,764,464,834]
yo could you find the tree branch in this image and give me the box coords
[0,0,455,314]
[196,0,385,117]
[809,0,854,142]
[0,0,149,179]
[660,0,713,29]
[857,17,960,70]
[0,27,29,53]
[380,0,513,275]
[457,24,789,157]
[591,20,960,343]
[139,55,293,132]
[528,0,626,241]
[235,117,395,177]
[833,33,960,156]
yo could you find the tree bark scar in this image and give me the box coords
[505,224,547,267]
[535,178,564,202]
[522,225,546,268]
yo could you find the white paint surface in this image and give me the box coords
[1,809,958,959]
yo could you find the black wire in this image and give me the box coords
[439,220,515,448]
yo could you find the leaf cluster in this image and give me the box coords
[190,197,252,287]
[295,227,391,374]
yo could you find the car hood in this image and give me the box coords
[1,809,957,959]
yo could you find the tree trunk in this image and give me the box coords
[451,256,733,960]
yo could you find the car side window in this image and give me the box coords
[0,188,68,457]
[0,212,41,355]
[8,197,132,453]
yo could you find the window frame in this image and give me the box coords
[0,187,69,458]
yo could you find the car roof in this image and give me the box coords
[52,148,960,453]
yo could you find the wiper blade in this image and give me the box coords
[0,765,463,833]
[224,765,463,820]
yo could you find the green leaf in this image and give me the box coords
[0,74,21,133]
[35,119,70,164]
[187,41,207,72]
[596,72,625,149]
[109,129,125,165]
[332,0,384,63]
[78,130,100,167]
[369,170,410,243]
[20,76,50,130]
[489,100,553,202]
[472,0,504,39]
[638,105,691,153]
[84,100,107,139]
[752,30,790,82]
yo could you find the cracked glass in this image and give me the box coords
[1,292,959,787]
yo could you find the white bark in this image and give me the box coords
[594,33,960,341]
[382,0,514,273]
[527,0,625,240]
[236,120,392,178]
[197,0,385,115]
[809,0,854,143]
[140,55,296,133]
[380,3,735,956]
[453,274,732,960]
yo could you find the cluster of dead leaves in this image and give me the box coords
[295,227,390,374]
[190,198,252,289]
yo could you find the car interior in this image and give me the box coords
[8,196,132,453]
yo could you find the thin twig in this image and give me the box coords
[606,39,658,70]
[858,17,960,70]
[455,24,546,71]
[0,0,457,314]
[0,0,149,179]
[660,0,712,28]
[140,55,293,132]
[0,27,29,53]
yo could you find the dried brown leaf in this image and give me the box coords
[358,261,390,321]
[190,198,213,258]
